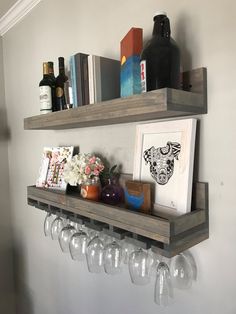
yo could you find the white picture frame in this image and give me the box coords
[133,118,197,215]
[36,146,74,192]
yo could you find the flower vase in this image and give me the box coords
[80,177,101,201]
[101,178,123,205]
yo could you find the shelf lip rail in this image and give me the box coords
[27,181,209,256]
[24,67,207,130]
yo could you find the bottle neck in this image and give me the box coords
[152,15,170,38]
[48,62,55,77]
[58,57,65,76]
[58,67,65,76]
[43,62,49,76]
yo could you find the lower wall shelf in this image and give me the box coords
[27,182,209,257]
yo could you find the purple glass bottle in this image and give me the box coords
[101,178,123,206]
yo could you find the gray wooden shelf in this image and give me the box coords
[24,67,207,130]
[27,182,209,257]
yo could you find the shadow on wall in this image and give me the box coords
[13,243,34,314]
[175,13,195,71]
[0,108,10,141]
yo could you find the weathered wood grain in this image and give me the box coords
[27,181,208,248]
[24,67,207,130]
[151,226,209,258]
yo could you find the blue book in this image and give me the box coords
[69,55,78,107]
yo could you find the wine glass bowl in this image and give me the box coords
[154,262,173,306]
[104,240,122,275]
[58,224,76,253]
[128,248,151,285]
[51,216,65,240]
[86,236,104,273]
[69,231,88,261]
[44,212,55,237]
[170,253,194,289]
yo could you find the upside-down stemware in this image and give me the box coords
[58,221,77,253]
[154,262,174,306]
[44,212,55,237]
[86,235,104,273]
[170,253,194,289]
[51,216,65,240]
[128,248,151,285]
[69,230,88,261]
[104,240,123,275]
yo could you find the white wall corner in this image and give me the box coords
[0,0,42,36]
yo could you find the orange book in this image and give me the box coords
[120,27,143,65]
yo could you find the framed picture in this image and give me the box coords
[133,119,197,215]
[36,146,74,192]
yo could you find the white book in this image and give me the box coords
[88,55,120,103]
[88,55,95,104]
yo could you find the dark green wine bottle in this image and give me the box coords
[39,62,52,114]
[48,61,56,111]
[55,57,68,111]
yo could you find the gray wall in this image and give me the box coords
[0,37,15,314]
[2,0,236,313]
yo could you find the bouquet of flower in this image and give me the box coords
[63,153,104,186]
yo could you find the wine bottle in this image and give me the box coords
[48,61,56,111]
[39,62,52,114]
[55,57,68,111]
[140,12,180,92]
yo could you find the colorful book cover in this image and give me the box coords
[36,146,74,192]
[120,27,143,97]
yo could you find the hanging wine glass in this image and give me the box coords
[128,248,151,285]
[51,216,65,240]
[86,235,104,273]
[104,240,123,275]
[121,240,136,265]
[170,253,194,289]
[148,249,162,277]
[69,229,88,261]
[154,262,174,306]
[44,212,55,237]
[58,220,77,253]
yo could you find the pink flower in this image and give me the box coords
[89,156,96,164]
[93,168,100,176]
[85,166,91,175]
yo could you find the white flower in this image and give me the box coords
[63,153,104,185]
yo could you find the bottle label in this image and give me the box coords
[39,86,52,110]
[140,60,147,93]
[56,87,64,98]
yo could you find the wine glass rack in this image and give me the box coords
[25,67,208,257]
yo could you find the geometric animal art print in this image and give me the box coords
[36,146,74,192]
[143,141,181,185]
[133,119,197,214]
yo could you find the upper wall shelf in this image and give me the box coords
[24,68,207,130]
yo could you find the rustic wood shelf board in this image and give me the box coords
[27,182,209,257]
[24,68,207,130]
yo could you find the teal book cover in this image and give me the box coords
[121,55,141,97]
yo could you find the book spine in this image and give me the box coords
[82,54,89,105]
[74,53,89,106]
[88,55,95,104]
[74,53,84,106]
[94,56,101,102]
[69,56,78,107]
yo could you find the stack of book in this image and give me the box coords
[69,53,120,107]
